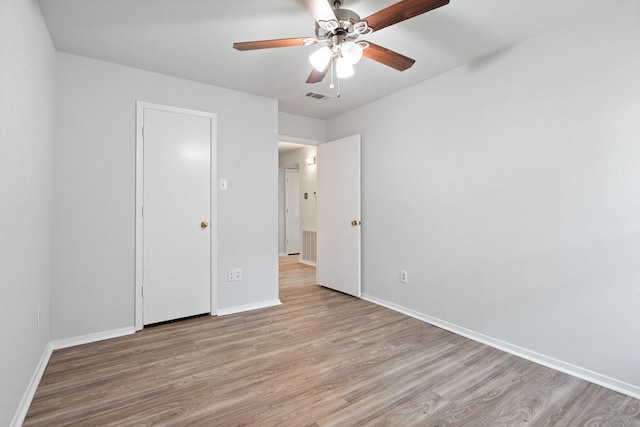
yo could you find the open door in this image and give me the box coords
[316,135,361,297]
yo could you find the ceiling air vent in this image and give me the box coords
[305,92,328,100]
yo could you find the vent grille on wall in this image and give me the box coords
[301,230,317,265]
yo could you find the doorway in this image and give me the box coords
[278,140,318,298]
[135,102,218,330]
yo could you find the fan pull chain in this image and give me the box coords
[329,60,335,89]
[328,60,341,98]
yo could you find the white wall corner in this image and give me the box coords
[12,327,135,426]
[10,343,53,427]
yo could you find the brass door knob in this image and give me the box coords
[351,220,361,226]
[201,221,209,229]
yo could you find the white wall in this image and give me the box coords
[328,0,640,392]
[52,53,279,339]
[279,112,326,143]
[0,0,55,424]
[278,146,318,254]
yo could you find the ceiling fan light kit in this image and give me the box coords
[308,41,362,76]
[233,0,450,93]
[340,41,364,65]
[309,46,333,71]
[336,57,354,78]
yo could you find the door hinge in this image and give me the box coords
[142,205,144,217]
[142,126,145,138]
[141,286,144,297]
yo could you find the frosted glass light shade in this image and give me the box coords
[336,57,354,78]
[309,46,332,71]
[340,41,363,64]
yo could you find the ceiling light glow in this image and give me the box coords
[340,41,363,65]
[309,46,332,72]
[336,57,354,78]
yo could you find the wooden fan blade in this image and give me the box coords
[306,60,332,83]
[306,68,328,84]
[301,0,337,24]
[362,42,415,71]
[364,0,449,32]
[233,38,308,51]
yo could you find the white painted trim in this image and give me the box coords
[362,294,640,400]
[135,101,144,330]
[278,134,322,146]
[10,343,53,427]
[11,327,135,426]
[299,259,317,267]
[217,299,282,316]
[285,168,301,256]
[50,327,136,350]
[135,101,218,328]
[279,253,287,257]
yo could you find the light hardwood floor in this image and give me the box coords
[24,256,640,426]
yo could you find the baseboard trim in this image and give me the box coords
[50,327,136,350]
[217,299,282,316]
[298,260,316,267]
[361,293,640,401]
[10,342,53,427]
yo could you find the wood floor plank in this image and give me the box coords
[23,255,640,426]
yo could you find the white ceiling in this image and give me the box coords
[38,0,622,120]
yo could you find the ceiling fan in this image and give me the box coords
[233,0,450,84]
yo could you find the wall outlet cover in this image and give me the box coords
[400,270,408,284]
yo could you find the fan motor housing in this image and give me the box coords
[315,8,362,42]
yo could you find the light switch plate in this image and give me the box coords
[219,178,228,191]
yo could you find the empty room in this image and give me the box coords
[2,0,639,425]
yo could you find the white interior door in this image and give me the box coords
[285,169,300,255]
[317,135,361,297]
[143,107,212,325]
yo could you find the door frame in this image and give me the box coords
[277,135,322,259]
[284,168,301,255]
[135,101,218,330]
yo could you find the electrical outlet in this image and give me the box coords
[228,269,235,282]
[37,306,42,328]
[234,268,242,281]
[400,270,408,284]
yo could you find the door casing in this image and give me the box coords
[135,101,218,330]
[285,168,301,255]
